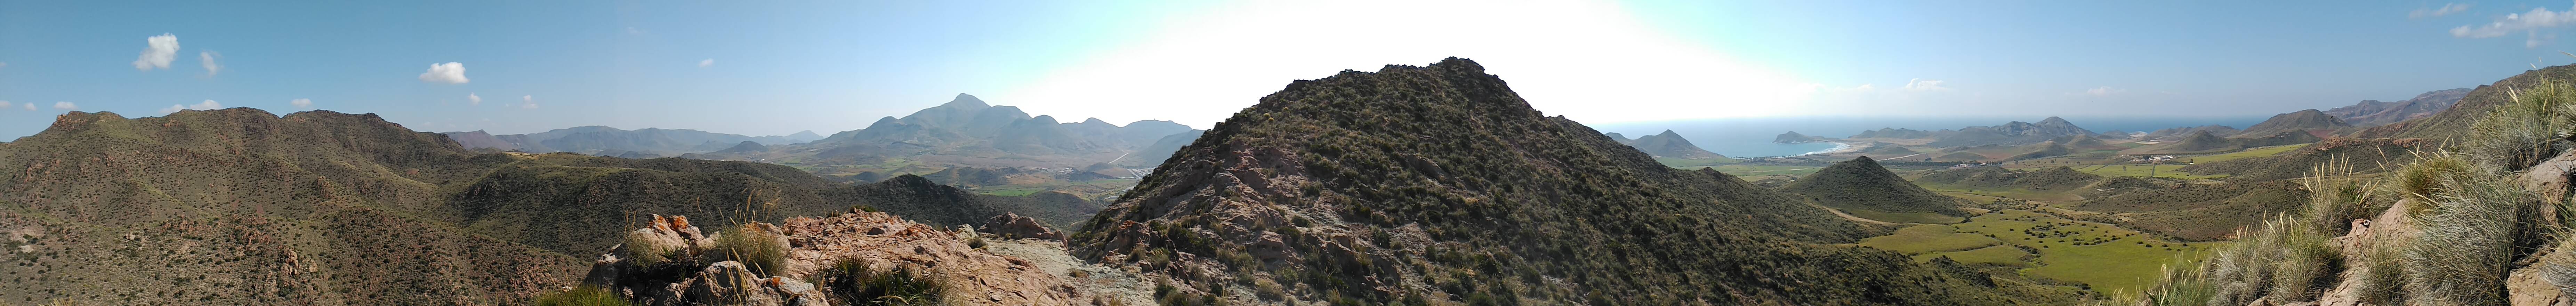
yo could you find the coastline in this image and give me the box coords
[1794,141,1860,156]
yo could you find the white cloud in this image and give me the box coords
[199,51,222,75]
[418,62,470,84]
[0,62,9,70]
[21,103,33,111]
[2452,4,2576,39]
[992,0,1823,125]
[627,27,647,35]
[468,93,482,105]
[132,34,179,71]
[52,102,77,111]
[520,95,537,108]
[161,99,224,114]
[1902,78,1950,91]
[699,58,715,67]
[290,98,313,109]
[0,101,10,109]
[2413,3,2473,19]
[2084,86,2125,96]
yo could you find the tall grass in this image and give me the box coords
[820,259,947,306]
[534,286,637,306]
[2401,173,2526,305]
[710,223,789,276]
[2304,158,2380,235]
[2467,79,2576,172]
[2198,214,2338,305]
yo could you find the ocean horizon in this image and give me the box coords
[1588,115,2274,158]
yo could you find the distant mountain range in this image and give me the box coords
[2360,66,2576,139]
[442,126,824,155]
[2323,87,2470,127]
[683,94,1201,177]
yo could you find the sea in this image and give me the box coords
[1588,116,2273,158]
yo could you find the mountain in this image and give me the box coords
[1775,131,1828,143]
[449,126,813,155]
[783,130,826,143]
[2143,124,2241,140]
[1923,116,2098,146]
[2235,109,2351,138]
[1069,58,2048,305]
[2361,64,2576,139]
[0,108,1100,304]
[2121,129,2322,155]
[713,140,767,153]
[442,130,521,151]
[2323,87,2470,127]
[1625,130,1728,159]
[1851,127,1935,139]
[1116,130,1203,168]
[711,94,1200,176]
[1782,156,1972,217]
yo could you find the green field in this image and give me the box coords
[2188,144,2311,163]
[1855,209,2215,299]
[1916,245,2034,267]
[2067,164,2227,179]
[1844,209,1967,224]
[1859,224,1999,253]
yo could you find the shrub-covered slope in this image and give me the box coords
[1784,156,1974,217]
[1069,58,2058,305]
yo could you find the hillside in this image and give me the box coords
[1783,156,1973,217]
[2120,129,2321,155]
[824,174,1102,230]
[2360,64,2576,139]
[1774,130,1827,143]
[0,108,1100,304]
[1623,130,1728,159]
[1916,166,2104,192]
[448,126,814,155]
[2142,124,2240,140]
[1068,58,2057,305]
[2234,109,2351,137]
[1851,127,1935,139]
[2323,87,2470,126]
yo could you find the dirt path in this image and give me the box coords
[1799,201,1898,226]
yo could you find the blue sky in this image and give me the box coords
[0,1,2569,139]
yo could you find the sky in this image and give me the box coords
[0,0,2571,139]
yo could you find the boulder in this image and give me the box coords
[977,213,1064,240]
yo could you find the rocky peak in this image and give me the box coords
[944,93,989,108]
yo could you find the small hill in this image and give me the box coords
[2235,109,2351,137]
[1924,116,2099,146]
[2005,142,2077,160]
[442,130,521,151]
[2051,134,2121,150]
[1783,156,1972,217]
[2179,138,2435,181]
[1069,58,2045,305]
[1774,130,1826,143]
[1627,130,1729,159]
[2324,88,2470,127]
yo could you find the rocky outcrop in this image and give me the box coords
[978,213,1064,240]
[576,211,1081,306]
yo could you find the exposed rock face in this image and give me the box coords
[576,211,1079,306]
[978,213,1064,240]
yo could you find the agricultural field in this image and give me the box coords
[1857,209,2217,299]
[2185,143,2312,163]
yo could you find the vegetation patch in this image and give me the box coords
[1858,225,2000,253]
